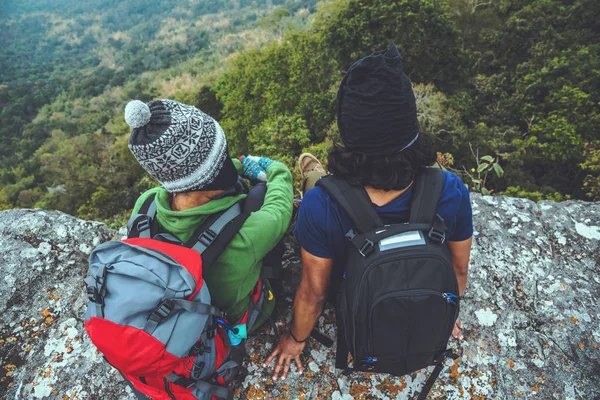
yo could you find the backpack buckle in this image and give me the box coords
[428,215,446,244]
[198,229,217,247]
[148,300,174,323]
[428,228,446,244]
[87,286,101,304]
[189,342,211,356]
[358,239,374,257]
[171,375,196,388]
[88,266,110,304]
[206,321,218,339]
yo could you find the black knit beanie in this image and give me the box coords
[125,99,238,193]
[336,43,420,155]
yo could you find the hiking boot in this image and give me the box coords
[298,153,325,178]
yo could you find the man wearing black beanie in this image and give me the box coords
[337,43,421,156]
[265,45,474,386]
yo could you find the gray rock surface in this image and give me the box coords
[1,195,599,399]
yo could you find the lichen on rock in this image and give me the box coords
[1,195,599,399]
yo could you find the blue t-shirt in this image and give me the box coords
[294,171,473,272]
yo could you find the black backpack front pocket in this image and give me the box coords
[365,289,452,375]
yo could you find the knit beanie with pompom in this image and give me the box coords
[125,99,237,193]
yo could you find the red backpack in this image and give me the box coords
[84,183,273,399]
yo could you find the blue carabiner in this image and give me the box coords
[215,318,239,334]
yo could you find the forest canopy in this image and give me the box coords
[0,0,599,225]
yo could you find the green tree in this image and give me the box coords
[217,31,338,154]
[314,0,467,90]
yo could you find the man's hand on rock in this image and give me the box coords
[452,319,464,340]
[263,323,305,381]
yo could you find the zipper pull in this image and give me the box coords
[442,292,458,305]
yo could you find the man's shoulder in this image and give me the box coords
[441,169,465,185]
[440,170,468,197]
[302,185,332,210]
[437,170,470,214]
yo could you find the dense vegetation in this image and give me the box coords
[1,0,599,225]
[0,0,319,223]
[217,0,600,201]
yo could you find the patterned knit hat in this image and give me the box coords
[125,99,238,193]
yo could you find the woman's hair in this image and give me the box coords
[327,132,437,190]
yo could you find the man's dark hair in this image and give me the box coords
[327,132,437,191]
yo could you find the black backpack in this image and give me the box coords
[316,168,460,400]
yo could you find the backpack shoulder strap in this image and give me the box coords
[127,194,158,239]
[316,175,383,233]
[409,168,445,224]
[185,183,267,271]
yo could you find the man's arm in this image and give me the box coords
[264,249,333,381]
[290,249,333,340]
[448,237,472,296]
[448,237,472,340]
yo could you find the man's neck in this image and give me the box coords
[170,190,225,211]
[365,182,413,207]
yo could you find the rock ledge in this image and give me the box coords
[1,195,599,399]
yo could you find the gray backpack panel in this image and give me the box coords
[85,240,212,358]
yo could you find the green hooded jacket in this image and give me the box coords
[132,159,293,331]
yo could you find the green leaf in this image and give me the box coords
[477,163,489,173]
[481,187,491,195]
[493,163,505,178]
[481,155,494,163]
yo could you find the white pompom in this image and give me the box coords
[124,100,151,129]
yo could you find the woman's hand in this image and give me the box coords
[263,324,305,381]
[246,156,277,171]
[239,155,267,182]
[239,155,280,183]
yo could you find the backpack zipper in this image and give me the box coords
[350,253,456,357]
[367,289,457,356]
[163,377,176,400]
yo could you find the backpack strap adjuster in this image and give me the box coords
[148,300,174,323]
[358,239,375,257]
[198,229,218,247]
[136,217,151,233]
[428,215,447,244]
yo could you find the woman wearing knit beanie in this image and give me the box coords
[265,44,473,382]
[125,98,293,331]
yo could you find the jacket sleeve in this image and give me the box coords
[241,162,294,261]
